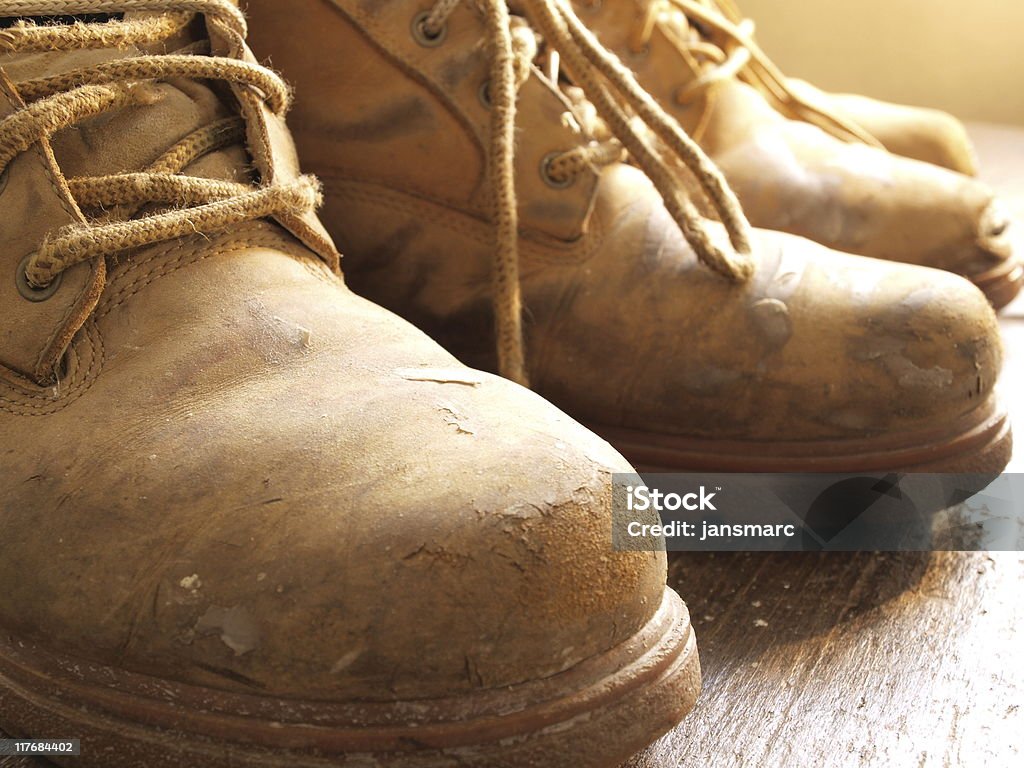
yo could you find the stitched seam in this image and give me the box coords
[298,256,337,284]
[97,229,323,319]
[320,172,605,267]
[0,321,103,415]
[99,220,279,291]
[97,222,269,317]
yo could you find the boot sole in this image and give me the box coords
[0,588,697,767]
[972,256,1024,311]
[587,395,1011,474]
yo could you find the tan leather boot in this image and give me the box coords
[571,0,1022,308]
[245,0,1011,474]
[0,4,701,766]
[786,79,980,177]
[694,0,981,176]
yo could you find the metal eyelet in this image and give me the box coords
[411,11,447,47]
[583,0,604,11]
[478,80,492,109]
[16,253,62,302]
[540,152,575,190]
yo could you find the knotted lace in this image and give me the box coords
[591,0,884,147]
[0,0,321,293]
[423,0,755,386]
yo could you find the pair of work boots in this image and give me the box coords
[0,1,1014,766]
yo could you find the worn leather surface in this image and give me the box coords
[573,0,1015,281]
[0,13,661,701]
[245,0,1004,444]
[277,0,601,243]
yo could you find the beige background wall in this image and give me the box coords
[737,0,1024,126]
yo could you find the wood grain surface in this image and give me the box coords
[4,128,1023,768]
[624,550,1023,767]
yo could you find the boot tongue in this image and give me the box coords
[1,12,254,200]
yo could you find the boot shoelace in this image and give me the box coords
[588,0,883,146]
[0,0,320,299]
[422,0,755,386]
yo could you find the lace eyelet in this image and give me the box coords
[478,80,492,109]
[540,152,575,190]
[0,166,9,197]
[411,11,447,47]
[16,253,62,303]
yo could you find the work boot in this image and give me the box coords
[570,0,1022,309]
[785,79,980,178]
[703,0,981,176]
[0,3,701,766]
[245,0,1012,474]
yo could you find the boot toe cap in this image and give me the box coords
[1,286,661,702]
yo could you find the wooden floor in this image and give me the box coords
[627,550,1023,768]
[4,128,1023,768]
[623,124,1024,768]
